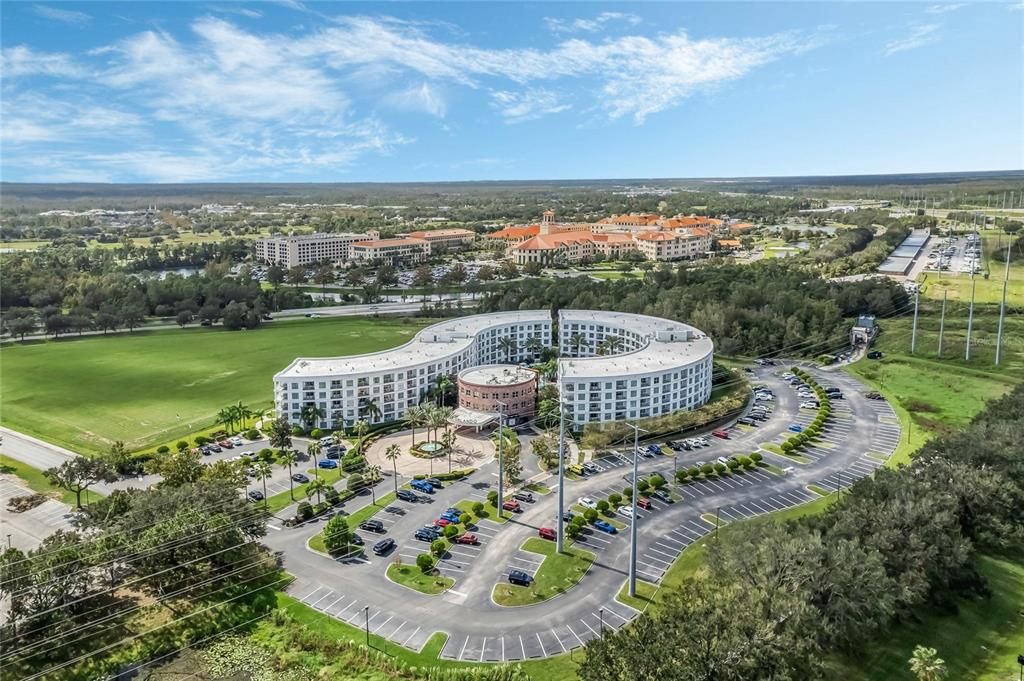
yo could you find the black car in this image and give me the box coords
[349,533,364,546]
[373,538,396,555]
[867,351,884,359]
[208,444,222,453]
[508,569,533,586]
[360,519,385,533]
[246,490,264,502]
[738,417,756,426]
[425,478,442,488]
[396,489,419,503]
[651,489,673,504]
[415,528,439,542]
[291,473,310,483]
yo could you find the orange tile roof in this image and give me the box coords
[353,237,427,248]
[728,222,755,232]
[488,225,540,239]
[516,232,634,251]
[717,239,742,248]
[635,231,682,241]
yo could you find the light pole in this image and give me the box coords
[910,288,919,355]
[625,422,647,598]
[555,361,566,553]
[996,240,1011,365]
[363,606,370,647]
[496,400,506,519]
[715,506,720,539]
[599,607,605,635]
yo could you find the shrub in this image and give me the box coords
[566,523,583,539]
[687,466,700,478]
[737,455,752,468]
[781,441,794,453]
[636,479,650,492]
[700,463,714,476]
[313,501,330,515]
[675,469,689,483]
[194,436,211,446]
[595,499,610,513]
[570,516,586,529]
[322,515,350,553]
[714,462,728,474]
[727,459,740,471]
[608,493,622,507]
[584,508,598,523]
[297,501,313,520]
[310,428,323,439]
[459,513,471,526]
[622,486,633,500]
[487,490,498,505]
[245,429,261,440]
[175,441,189,452]
[290,425,304,436]
[156,445,170,454]
[324,487,340,505]
[347,473,364,491]
[443,524,459,539]
[416,553,434,573]
[472,502,485,516]
[648,474,666,489]
[750,452,763,463]
[430,539,447,558]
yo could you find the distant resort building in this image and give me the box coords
[255,226,474,267]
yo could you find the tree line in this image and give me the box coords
[581,383,1024,681]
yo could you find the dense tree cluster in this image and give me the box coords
[581,384,1024,681]
[480,260,910,357]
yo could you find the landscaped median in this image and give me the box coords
[386,561,454,595]
[492,537,595,607]
[308,491,397,555]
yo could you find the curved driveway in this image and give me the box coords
[263,365,902,662]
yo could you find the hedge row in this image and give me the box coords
[780,368,832,455]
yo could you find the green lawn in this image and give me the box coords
[492,538,595,606]
[0,316,430,455]
[0,453,87,506]
[308,491,398,549]
[616,579,660,612]
[454,498,509,524]
[826,554,1024,681]
[386,563,454,595]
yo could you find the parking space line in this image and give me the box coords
[390,621,405,641]
[402,626,420,647]
[458,635,470,659]
[519,635,526,659]
[372,615,393,634]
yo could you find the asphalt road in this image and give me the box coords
[263,366,902,662]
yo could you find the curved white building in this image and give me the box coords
[273,310,713,429]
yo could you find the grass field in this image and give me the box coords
[0,317,429,455]
[492,538,595,607]
[387,563,454,595]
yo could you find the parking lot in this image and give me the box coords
[0,478,75,550]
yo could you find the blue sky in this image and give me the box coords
[1,1,1021,183]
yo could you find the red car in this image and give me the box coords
[538,527,556,541]
[455,533,479,545]
[636,497,653,510]
[218,439,234,448]
[711,429,729,439]
[502,499,521,512]
[433,518,452,527]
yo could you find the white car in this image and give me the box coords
[800,401,819,409]
[578,497,597,510]
[695,437,710,446]
[231,436,244,446]
[716,456,730,465]
[757,394,775,402]
[619,505,635,518]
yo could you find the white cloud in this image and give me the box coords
[544,12,641,35]
[1009,1,1024,10]
[32,4,91,25]
[490,89,571,123]
[884,24,940,56]
[1,46,83,78]
[925,3,966,14]
[386,82,447,118]
[207,5,263,19]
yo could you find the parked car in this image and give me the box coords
[538,527,557,541]
[410,479,434,493]
[865,391,883,400]
[502,499,521,513]
[318,459,339,469]
[582,462,600,474]
[651,490,673,504]
[208,444,222,453]
[800,401,819,410]
[246,490,264,502]
[324,447,343,460]
[738,417,756,426]
[711,429,729,439]
[867,351,884,359]
[396,489,419,502]
[433,518,452,528]
[788,424,803,433]
[455,533,479,545]
[415,528,439,542]
[578,497,597,510]
[291,473,310,483]
[200,446,212,455]
[372,538,395,555]
[593,520,617,534]
[513,491,534,503]
[508,569,533,586]
[348,533,364,546]
[319,436,335,446]
[562,510,575,522]
[716,456,730,465]
[231,436,244,446]
[619,505,635,518]
[440,511,461,523]
[636,497,653,510]
[218,440,234,448]
[424,477,442,488]
[360,519,385,533]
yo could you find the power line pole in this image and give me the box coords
[496,402,505,519]
[965,271,976,361]
[995,240,1011,365]
[555,365,566,553]
[910,287,920,354]
[625,422,646,598]
[937,289,947,358]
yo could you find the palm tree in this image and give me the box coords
[253,460,272,507]
[427,406,450,445]
[353,419,369,454]
[300,403,325,430]
[568,333,587,356]
[909,646,947,681]
[358,397,382,423]
[435,374,454,406]
[307,442,322,478]
[441,427,456,473]
[406,405,424,447]
[278,450,298,500]
[384,444,402,495]
[366,465,382,505]
[603,335,624,355]
[252,407,269,432]
[305,478,330,506]
[216,407,235,433]
[235,401,254,431]
[524,335,543,358]
[497,336,518,363]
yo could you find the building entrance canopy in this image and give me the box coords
[449,407,499,429]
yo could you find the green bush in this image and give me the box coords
[324,487,340,505]
[566,523,583,539]
[313,501,330,515]
[443,524,459,538]
[416,553,434,573]
[487,490,498,505]
[727,459,740,471]
[347,473,364,492]
[194,436,211,446]
[583,508,598,523]
[245,429,261,440]
[297,501,313,520]
[430,539,447,558]
[675,469,689,483]
[622,486,633,500]
[700,463,714,476]
[322,515,350,553]
[175,441,189,452]
[290,425,304,436]
[459,513,471,526]
[687,466,700,478]
[737,455,752,468]
[156,445,170,454]
[750,452,763,463]
[648,474,666,489]
[472,501,485,516]
[714,462,728,474]
[781,441,794,453]
[595,499,610,513]
[310,428,323,439]
[608,493,622,506]
[636,479,650,492]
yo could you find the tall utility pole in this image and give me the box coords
[937,290,947,358]
[910,288,920,354]
[555,363,566,553]
[965,272,977,361]
[995,241,1012,365]
[496,401,506,518]
[625,422,646,598]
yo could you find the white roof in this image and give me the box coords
[275,310,550,380]
[459,365,536,387]
[557,309,713,379]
